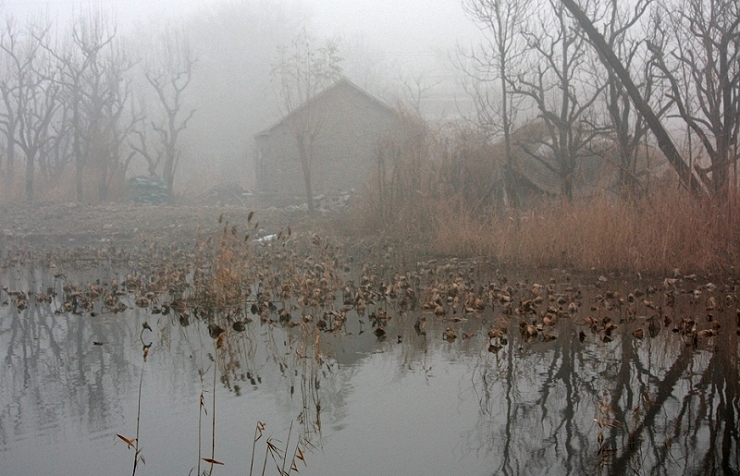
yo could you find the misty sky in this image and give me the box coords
[3,0,482,60]
[0,0,485,183]
[304,0,481,59]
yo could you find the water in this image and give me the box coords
[1,267,739,475]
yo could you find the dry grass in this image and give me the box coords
[342,114,499,249]
[339,114,740,276]
[0,169,128,204]
[190,219,255,313]
[430,186,739,274]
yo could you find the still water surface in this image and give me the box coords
[1,268,739,475]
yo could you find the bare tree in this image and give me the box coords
[271,28,343,214]
[559,0,706,197]
[93,40,136,201]
[128,99,162,178]
[514,0,605,202]
[145,26,196,204]
[648,0,740,199]
[34,10,138,203]
[462,0,529,208]
[0,18,59,201]
[49,11,119,202]
[596,0,669,199]
[75,23,133,201]
[0,23,19,179]
[397,70,441,116]
[47,99,73,176]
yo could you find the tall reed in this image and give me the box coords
[340,114,740,275]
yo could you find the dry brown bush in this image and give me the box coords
[0,168,128,205]
[431,184,740,274]
[343,113,502,244]
[341,114,740,275]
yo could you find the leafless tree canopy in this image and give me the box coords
[271,28,343,214]
[0,4,299,203]
[460,0,740,203]
[144,26,196,203]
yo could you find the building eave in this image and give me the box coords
[253,77,395,139]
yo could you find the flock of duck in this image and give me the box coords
[1,213,738,353]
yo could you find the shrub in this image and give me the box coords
[340,113,740,275]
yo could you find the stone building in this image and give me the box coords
[254,78,398,197]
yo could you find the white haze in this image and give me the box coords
[1,0,483,190]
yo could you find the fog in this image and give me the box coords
[2,0,481,192]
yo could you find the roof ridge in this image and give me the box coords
[255,77,394,137]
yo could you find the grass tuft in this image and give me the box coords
[338,114,740,275]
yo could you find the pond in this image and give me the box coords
[1,257,739,476]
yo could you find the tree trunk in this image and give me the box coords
[96,137,109,202]
[713,36,733,200]
[73,106,84,202]
[6,139,14,177]
[559,0,705,198]
[559,159,574,203]
[99,162,109,202]
[75,156,84,202]
[296,134,315,214]
[25,152,34,202]
[163,145,176,204]
[500,59,519,208]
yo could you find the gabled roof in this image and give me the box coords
[255,77,395,137]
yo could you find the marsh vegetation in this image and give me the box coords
[2,0,740,474]
[1,213,740,475]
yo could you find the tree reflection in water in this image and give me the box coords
[466,291,740,476]
[1,265,740,475]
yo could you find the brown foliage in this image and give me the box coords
[342,115,740,275]
[344,113,502,247]
[0,169,127,204]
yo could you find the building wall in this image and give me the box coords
[255,82,398,195]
